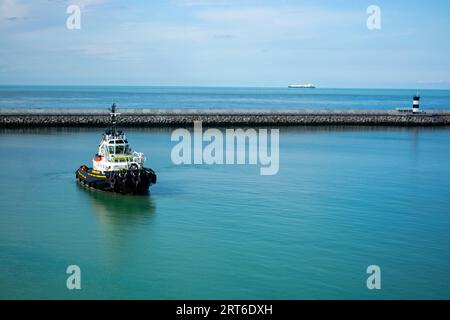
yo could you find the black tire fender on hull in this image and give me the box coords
[76,165,156,194]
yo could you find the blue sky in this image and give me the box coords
[0,0,449,88]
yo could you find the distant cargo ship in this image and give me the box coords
[288,84,316,88]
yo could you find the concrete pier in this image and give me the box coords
[1,108,450,127]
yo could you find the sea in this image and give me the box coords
[0,86,450,299]
[0,85,450,110]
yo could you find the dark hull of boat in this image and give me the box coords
[76,166,156,194]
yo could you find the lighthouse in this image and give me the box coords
[412,95,420,113]
[396,94,425,114]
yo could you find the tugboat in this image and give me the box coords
[76,103,157,194]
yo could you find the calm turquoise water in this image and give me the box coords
[1,127,450,299]
[1,86,450,110]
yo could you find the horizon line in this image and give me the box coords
[0,84,449,91]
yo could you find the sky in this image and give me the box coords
[0,0,449,88]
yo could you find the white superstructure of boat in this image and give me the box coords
[288,84,316,89]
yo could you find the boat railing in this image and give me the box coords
[107,154,132,163]
[132,151,146,164]
[104,152,145,164]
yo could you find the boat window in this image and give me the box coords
[115,145,125,154]
[109,146,115,154]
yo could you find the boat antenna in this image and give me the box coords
[110,102,117,136]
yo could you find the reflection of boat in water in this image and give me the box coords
[78,183,156,220]
[76,103,157,194]
[77,184,156,263]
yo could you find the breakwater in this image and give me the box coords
[1,109,450,127]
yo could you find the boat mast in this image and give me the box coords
[110,102,118,136]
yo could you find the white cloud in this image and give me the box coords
[71,0,107,10]
[0,0,29,20]
[196,6,360,29]
[64,4,363,63]
[182,5,361,46]
[173,0,231,7]
[69,43,147,62]
[67,22,210,61]
[418,80,450,85]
